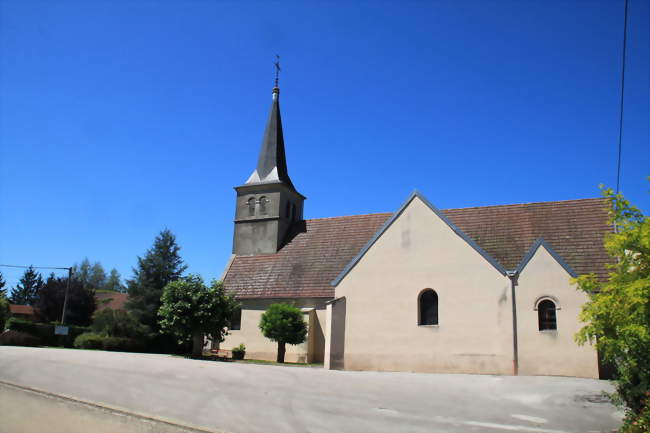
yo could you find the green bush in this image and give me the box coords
[620,401,650,433]
[102,336,142,352]
[6,318,90,347]
[6,318,52,344]
[232,343,246,360]
[74,332,104,350]
[91,308,149,340]
[0,330,40,347]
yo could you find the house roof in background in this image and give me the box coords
[9,304,35,316]
[223,196,612,299]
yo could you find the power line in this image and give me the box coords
[616,0,629,194]
[0,264,71,271]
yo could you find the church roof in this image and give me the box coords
[223,196,612,299]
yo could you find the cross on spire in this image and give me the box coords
[274,55,281,89]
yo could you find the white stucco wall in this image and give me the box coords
[516,245,599,378]
[332,196,515,375]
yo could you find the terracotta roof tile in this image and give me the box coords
[9,304,35,316]
[224,197,613,299]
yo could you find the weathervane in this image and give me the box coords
[274,55,281,88]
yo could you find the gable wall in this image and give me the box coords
[516,246,599,378]
[334,197,514,374]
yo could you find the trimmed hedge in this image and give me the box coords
[0,330,40,347]
[74,333,104,350]
[73,332,142,352]
[5,318,90,347]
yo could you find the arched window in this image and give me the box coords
[291,203,297,221]
[259,196,268,215]
[538,299,557,331]
[418,289,438,325]
[285,201,291,218]
[247,197,255,216]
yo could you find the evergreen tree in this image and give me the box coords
[73,258,92,287]
[10,266,43,305]
[0,271,6,297]
[73,258,108,291]
[36,273,96,326]
[104,268,125,292]
[88,262,107,290]
[127,229,187,332]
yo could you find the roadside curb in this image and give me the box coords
[0,379,228,433]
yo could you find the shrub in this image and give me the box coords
[74,332,104,350]
[102,336,142,352]
[0,330,40,347]
[620,400,650,433]
[91,308,149,340]
[6,318,52,344]
[63,324,92,348]
[6,318,91,347]
[232,343,246,360]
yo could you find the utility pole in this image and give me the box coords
[60,267,73,324]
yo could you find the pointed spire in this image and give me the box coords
[245,85,296,190]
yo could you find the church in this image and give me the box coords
[220,82,612,379]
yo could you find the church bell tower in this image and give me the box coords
[232,82,306,255]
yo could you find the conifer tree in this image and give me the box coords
[73,258,107,291]
[10,266,43,305]
[104,268,125,292]
[0,271,6,297]
[127,229,187,332]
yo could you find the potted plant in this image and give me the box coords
[232,343,246,360]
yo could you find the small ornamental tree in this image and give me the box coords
[158,275,239,357]
[259,303,307,363]
[574,185,649,426]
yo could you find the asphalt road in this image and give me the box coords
[0,346,622,433]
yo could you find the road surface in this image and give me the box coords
[0,346,622,433]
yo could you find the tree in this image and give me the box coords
[74,258,108,291]
[104,268,125,292]
[10,266,43,305]
[88,262,107,291]
[259,303,307,363]
[574,187,649,421]
[158,275,238,357]
[73,258,92,287]
[127,229,187,333]
[0,293,10,331]
[36,273,96,326]
[91,308,149,340]
[0,271,6,297]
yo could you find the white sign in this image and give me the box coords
[54,326,69,336]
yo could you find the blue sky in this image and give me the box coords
[1,0,648,288]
